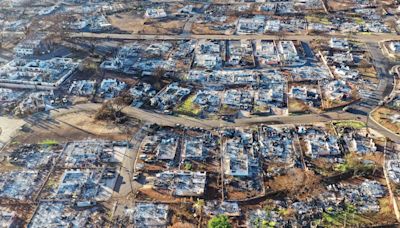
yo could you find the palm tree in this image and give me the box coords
[192,199,205,228]
[193,199,205,215]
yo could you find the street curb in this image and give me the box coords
[368,66,399,137]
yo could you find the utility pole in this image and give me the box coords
[0,21,4,49]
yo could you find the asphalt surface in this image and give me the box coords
[344,42,397,116]
[115,125,147,198]
[68,32,400,43]
[48,103,400,143]
[367,42,396,98]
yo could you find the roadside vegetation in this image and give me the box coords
[332,120,366,129]
[208,215,232,228]
[176,95,201,116]
[39,139,59,146]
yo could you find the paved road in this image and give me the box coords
[115,125,147,198]
[123,106,400,142]
[69,31,400,43]
[48,103,400,143]
[348,42,397,114]
[6,25,400,142]
[367,42,396,97]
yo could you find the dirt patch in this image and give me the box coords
[12,109,131,145]
[169,203,198,227]
[142,20,185,35]
[361,153,384,167]
[327,1,359,11]
[108,14,145,33]
[371,107,400,134]
[137,187,178,202]
[0,160,21,172]
[169,222,196,228]
[0,117,26,145]
[359,65,377,78]
[266,168,324,201]
[56,110,125,136]
[289,98,310,113]
[192,16,237,35]
[192,24,234,35]
[111,12,187,35]
[13,121,95,145]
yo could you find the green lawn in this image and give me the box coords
[39,139,59,146]
[176,95,202,116]
[333,120,366,129]
[321,204,371,227]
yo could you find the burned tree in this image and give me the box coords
[95,91,133,123]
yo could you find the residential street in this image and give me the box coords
[46,103,400,143]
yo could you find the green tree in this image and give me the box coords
[208,215,232,228]
[184,162,192,171]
